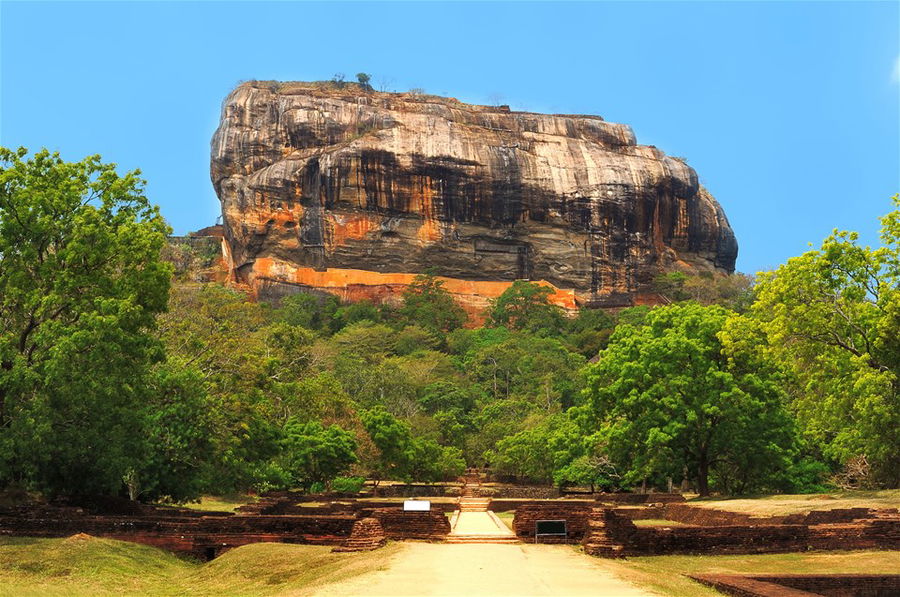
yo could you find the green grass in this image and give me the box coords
[173,494,257,513]
[631,519,688,527]
[0,535,400,597]
[688,489,900,516]
[600,550,900,597]
[493,511,515,530]
[0,535,193,597]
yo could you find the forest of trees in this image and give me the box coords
[1,148,897,501]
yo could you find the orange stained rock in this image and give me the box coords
[326,213,379,250]
[415,178,441,243]
[250,258,578,313]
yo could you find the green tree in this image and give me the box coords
[280,420,358,490]
[0,148,172,495]
[158,282,288,493]
[360,407,413,490]
[747,196,900,486]
[564,308,616,357]
[356,72,373,91]
[553,454,621,493]
[330,301,383,333]
[487,281,566,335]
[404,437,465,482]
[468,334,585,408]
[489,414,586,485]
[652,271,690,302]
[399,272,467,334]
[275,293,339,331]
[133,364,214,502]
[582,303,795,496]
[684,272,755,311]
[394,325,441,355]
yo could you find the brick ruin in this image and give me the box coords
[0,497,448,560]
[2,491,897,566]
[332,517,385,552]
[512,502,593,543]
[506,502,900,557]
[690,574,900,597]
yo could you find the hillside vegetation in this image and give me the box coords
[0,147,897,502]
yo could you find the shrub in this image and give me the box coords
[332,476,366,494]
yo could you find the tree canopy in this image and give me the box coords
[487,280,565,335]
[747,196,900,486]
[582,302,795,496]
[0,148,172,496]
[5,144,896,499]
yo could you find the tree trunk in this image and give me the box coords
[697,453,710,497]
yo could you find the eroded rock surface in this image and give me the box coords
[211,82,737,310]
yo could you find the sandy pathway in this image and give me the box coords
[313,542,654,596]
[451,511,515,536]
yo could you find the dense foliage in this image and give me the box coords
[582,303,795,496]
[0,148,175,497]
[2,147,897,500]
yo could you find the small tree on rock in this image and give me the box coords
[356,72,372,91]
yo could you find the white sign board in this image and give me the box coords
[403,500,431,511]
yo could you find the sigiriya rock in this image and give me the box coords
[210,81,737,314]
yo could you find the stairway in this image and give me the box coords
[447,508,520,544]
[445,533,520,544]
[458,497,491,512]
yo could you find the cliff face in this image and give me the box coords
[210,81,737,312]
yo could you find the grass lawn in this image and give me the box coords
[174,495,257,513]
[493,511,515,530]
[0,535,400,597]
[687,489,900,516]
[598,550,900,597]
[631,519,688,527]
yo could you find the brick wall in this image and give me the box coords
[352,501,458,514]
[582,507,900,557]
[512,503,593,542]
[333,517,386,552]
[372,484,460,498]
[0,505,356,560]
[489,498,594,513]
[597,493,686,504]
[368,509,450,540]
[663,504,892,527]
[691,573,900,597]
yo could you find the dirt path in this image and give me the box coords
[312,542,655,596]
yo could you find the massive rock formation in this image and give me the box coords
[211,81,737,313]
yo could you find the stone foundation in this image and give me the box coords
[512,503,593,543]
[333,517,386,552]
[581,507,900,558]
[366,508,451,541]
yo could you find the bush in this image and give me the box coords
[332,476,366,494]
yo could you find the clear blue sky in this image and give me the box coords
[2,1,898,274]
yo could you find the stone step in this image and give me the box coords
[445,535,520,544]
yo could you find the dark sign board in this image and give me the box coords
[535,519,567,536]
